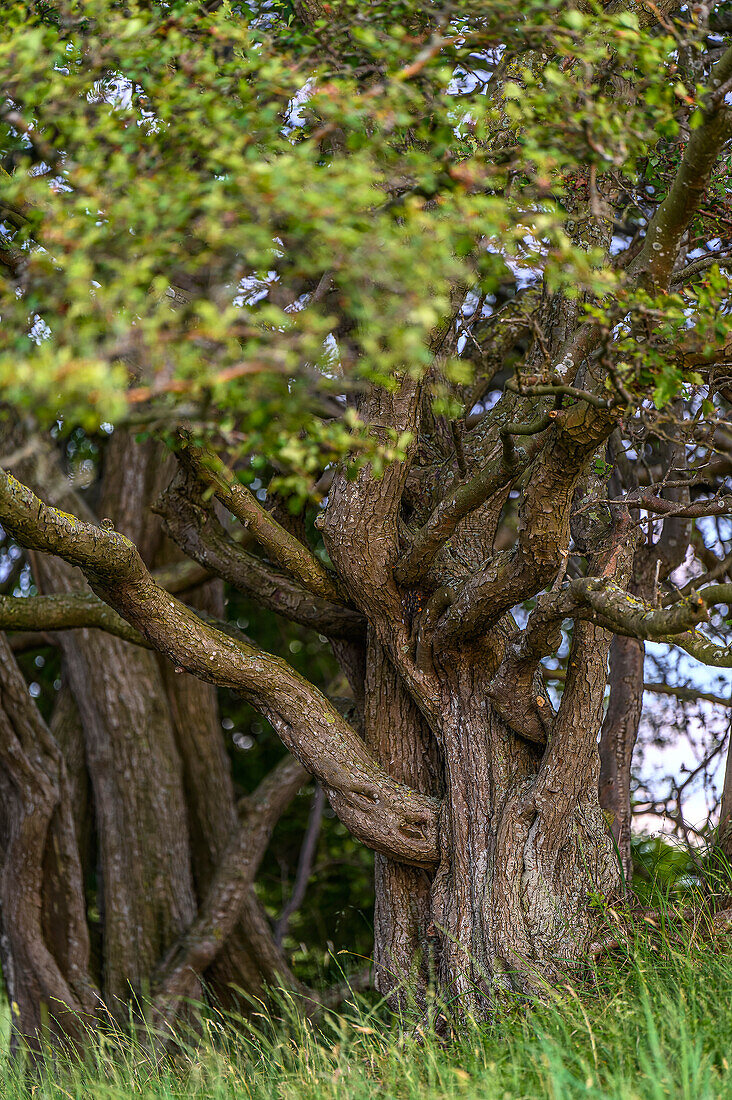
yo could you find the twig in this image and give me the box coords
[274,784,326,948]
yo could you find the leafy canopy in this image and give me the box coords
[0,0,693,496]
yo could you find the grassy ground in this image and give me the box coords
[3,913,732,1100]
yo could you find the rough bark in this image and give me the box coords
[0,634,97,1055]
[99,434,304,1008]
[0,432,193,1014]
[364,633,440,1006]
[34,562,198,1010]
[598,635,645,883]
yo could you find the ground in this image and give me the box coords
[2,908,732,1100]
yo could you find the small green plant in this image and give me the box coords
[631,835,703,907]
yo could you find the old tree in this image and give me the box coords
[1,0,732,1052]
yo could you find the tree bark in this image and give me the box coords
[97,434,301,1008]
[33,563,197,1010]
[718,721,732,862]
[364,633,440,1007]
[0,634,97,1055]
[598,635,645,883]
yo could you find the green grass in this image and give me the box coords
[3,919,732,1099]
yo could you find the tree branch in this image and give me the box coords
[151,754,308,1034]
[660,630,732,666]
[394,446,531,586]
[628,45,732,290]
[0,558,215,648]
[435,401,618,643]
[545,666,732,707]
[0,594,149,647]
[0,466,439,866]
[628,494,732,520]
[570,577,709,638]
[156,469,366,641]
[179,444,343,604]
[671,254,732,286]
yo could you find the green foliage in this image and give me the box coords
[584,263,731,410]
[0,0,686,496]
[5,917,732,1097]
[631,835,702,907]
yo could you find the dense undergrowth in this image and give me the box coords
[2,839,732,1099]
[1,916,731,1099]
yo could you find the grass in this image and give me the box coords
[3,912,732,1100]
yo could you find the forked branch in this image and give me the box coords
[178,443,344,604]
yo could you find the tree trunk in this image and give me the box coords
[96,434,300,1008]
[2,430,297,1034]
[718,730,732,863]
[364,632,440,1007]
[598,635,644,883]
[316,380,621,1014]
[0,634,97,1054]
[33,563,198,1010]
[428,623,619,1011]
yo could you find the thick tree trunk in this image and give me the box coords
[0,635,97,1054]
[316,368,623,1014]
[364,633,440,1006]
[430,624,619,1011]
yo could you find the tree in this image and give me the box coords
[0,0,731,1051]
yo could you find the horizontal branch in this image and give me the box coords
[504,378,611,409]
[0,466,439,866]
[659,630,732,667]
[544,667,732,707]
[671,253,732,285]
[0,594,149,647]
[549,578,731,666]
[630,494,732,520]
[573,579,709,639]
[0,559,214,648]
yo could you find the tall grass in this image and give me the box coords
[2,912,732,1100]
